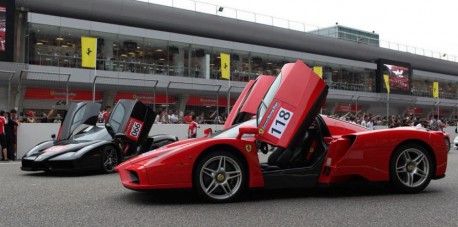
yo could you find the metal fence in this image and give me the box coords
[166,81,224,124]
[0,70,16,111]
[92,75,159,109]
[18,70,71,111]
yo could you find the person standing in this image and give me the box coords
[360,113,367,127]
[25,110,36,123]
[366,116,374,130]
[169,110,178,124]
[53,113,62,123]
[160,108,169,124]
[183,111,192,124]
[9,109,19,160]
[188,115,199,138]
[102,106,111,123]
[0,110,7,161]
[4,112,18,160]
[196,112,205,124]
[39,105,56,123]
[429,115,445,132]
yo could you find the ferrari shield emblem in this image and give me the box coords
[245,144,252,152]
[259,128,264,135]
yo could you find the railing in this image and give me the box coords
[412,90,457,99]
[326,81,370,93]
[32,54,263,81]
[137,0,458,63]
[0,70,16,110]
[30,54,458,99]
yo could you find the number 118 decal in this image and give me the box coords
[268,107,293,139]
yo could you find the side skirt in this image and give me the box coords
[262,166,321,189]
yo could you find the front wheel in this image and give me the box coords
[389,143,433,193]
[101,146,119,173]
[193,151,247,202]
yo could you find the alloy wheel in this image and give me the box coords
[395,148,429,188]
[199,155,243,200]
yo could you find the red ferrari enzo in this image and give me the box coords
[116,60,448,202]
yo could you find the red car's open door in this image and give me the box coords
[224,75,275,129]
[256,60,328,148]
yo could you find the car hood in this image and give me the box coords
[24,139,103,161]
[115,138,211,170]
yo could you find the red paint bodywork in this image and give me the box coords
[116,61,447,192]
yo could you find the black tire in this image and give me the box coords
[389,143,433,193]
[101,146,119,173]
[193,151,247,202]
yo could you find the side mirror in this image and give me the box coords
[105,123,114,135]
[237,125,258,140]
[323,136,333,145]
[114,133,127,140]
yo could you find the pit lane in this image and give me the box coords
[1,151,458,226]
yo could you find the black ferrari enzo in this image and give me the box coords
[21,99,177,173]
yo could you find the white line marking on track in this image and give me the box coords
[0,161,21,165]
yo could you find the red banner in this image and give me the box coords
[431,110,447,115]
[187,96,236,106]
[335,104,361,112]
[114,92,174,104]
[406,107,423,115]
[24,88,102,101]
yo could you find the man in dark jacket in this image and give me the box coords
[0,110,8,160]
[4,111,18,160]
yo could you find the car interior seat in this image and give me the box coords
[266,128,318,169]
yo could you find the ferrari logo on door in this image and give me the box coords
[245,144,252,152]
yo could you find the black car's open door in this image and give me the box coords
[224,75,275,129]
[106,99,156,145]
[57,102,101,142]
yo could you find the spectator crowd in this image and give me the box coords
[0,109,18,161]
[152,108,227,125]
[2,103,454,161]
[331,111,453,131]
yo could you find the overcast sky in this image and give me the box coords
[161,0,458,59]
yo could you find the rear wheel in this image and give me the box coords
[390,143,433,193]
[101,146,119,173]
[193,151,247,202]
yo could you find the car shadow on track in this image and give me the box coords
[117,182,440,205]
[21,171,110,178]
[120,189,203,205]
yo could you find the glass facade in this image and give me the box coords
[411,75,457,99]
[26,23,376,86]
[310,25,380,46]
[22,21,458,122]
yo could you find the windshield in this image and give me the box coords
[74,126,111,141]
[70,105,87,134]
[212,119,257,139]
[257,72,282,124]
[109,103,126,132]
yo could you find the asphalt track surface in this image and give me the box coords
[1,151,458,227]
